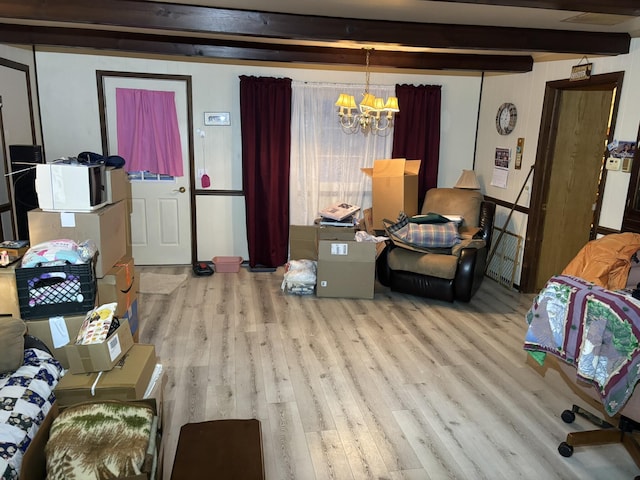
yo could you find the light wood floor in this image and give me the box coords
[136,265,640,480]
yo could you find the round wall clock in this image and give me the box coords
[496,102,517,135]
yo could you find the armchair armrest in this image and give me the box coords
[455,245,490,301]
[451,238,486,257]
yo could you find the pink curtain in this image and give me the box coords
[116,88,184,176]
[392,84,441,210]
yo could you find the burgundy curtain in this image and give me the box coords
[391,84,441,210]
[239,76,292,268]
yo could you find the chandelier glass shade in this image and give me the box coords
[335,49,399,134]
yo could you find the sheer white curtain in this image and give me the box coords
[290,81,394,225]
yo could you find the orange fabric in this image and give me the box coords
[561,233,640,290]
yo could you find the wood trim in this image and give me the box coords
[0,0,631,57]
[96,71,198,265]
[194,190,244,196]
[0,24,534,72]
[483,195,529,215]
[596,226,621,236]
[621,123,640,234]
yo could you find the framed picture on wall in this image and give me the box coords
[204,112,230,126]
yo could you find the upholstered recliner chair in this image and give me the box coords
[377,188,496,302]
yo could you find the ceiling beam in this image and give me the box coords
[0,24,534,72]
[430,1,640,16]
[0,0,630,55]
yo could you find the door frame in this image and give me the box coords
[0,57,39,241]
[520,71,624,293]
[96,70,197,265]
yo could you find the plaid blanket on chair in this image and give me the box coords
[384,212,461,249]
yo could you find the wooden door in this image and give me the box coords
[98,72,195,265]
[521,72,625,294]
[534,89,612,290]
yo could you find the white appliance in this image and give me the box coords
[35,162,107,212]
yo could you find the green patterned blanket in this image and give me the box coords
[45,401,156,480]
[524,274,640,416]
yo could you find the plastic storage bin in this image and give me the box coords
[15,261,97,319]
[212,256,243,273]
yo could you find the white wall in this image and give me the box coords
[476,38,640,283]
[33,49,482,262]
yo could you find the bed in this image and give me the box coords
[0,324,64,480]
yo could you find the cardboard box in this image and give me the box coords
[289,225,357,261]
[316,240,376,299]
[361,158,421,230]
[0,262,20,317]
[97,255,138,317]
[289,225,317,261]
[123,298,139,338]
[54,343,157,407]
[0,240,29,257]
[25,314,87,369]
[21,397,162,480]
[64,317,134,374]
[27,200,128,278]
[105,167,131,205]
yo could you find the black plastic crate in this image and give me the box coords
[15,261,97,320]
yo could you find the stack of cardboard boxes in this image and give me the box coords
[0,165,159,404]
[288,158,421,299]
[21,166,140,347]
[4,165,164,479]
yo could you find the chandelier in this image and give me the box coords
[335,48,399,134]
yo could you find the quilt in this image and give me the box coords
[0,348,64,480]
[524,274,640,416]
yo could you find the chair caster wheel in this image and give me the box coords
[561,409,575,423]
[558,442,574,458]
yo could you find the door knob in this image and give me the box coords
[173,186,186,193]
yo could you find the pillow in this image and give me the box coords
[0,317,26,373]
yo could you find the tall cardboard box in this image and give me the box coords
[27,200,128,278]
[316,240,376,299]
[361,158,421,230]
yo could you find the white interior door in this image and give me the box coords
[103,76,191,265]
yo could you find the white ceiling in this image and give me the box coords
[151,0,640,37]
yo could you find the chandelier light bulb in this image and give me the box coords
[335,48,399,135]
